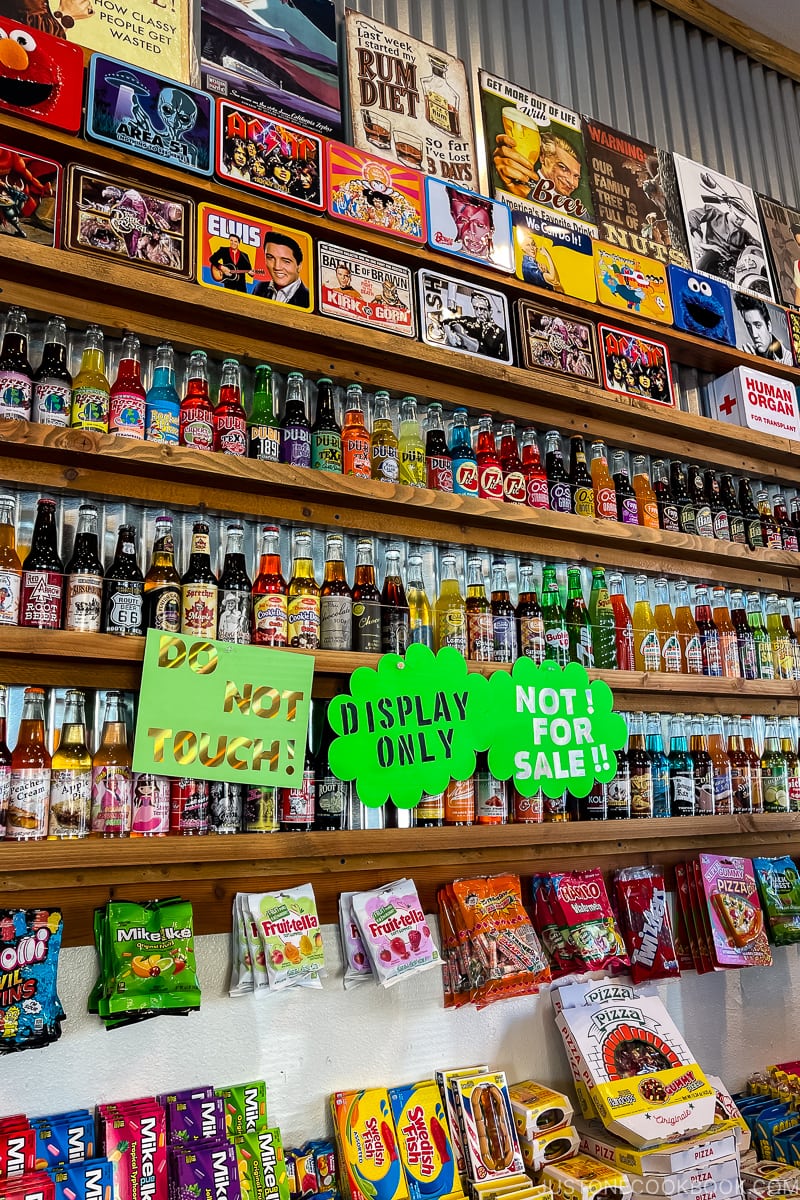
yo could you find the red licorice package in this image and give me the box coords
[532,874,575,976]
[613,866,681,983]
[547,869,629,974]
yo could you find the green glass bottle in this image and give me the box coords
[565,566,593,667]
[248,364,281,462]
[747,591,775,680]
[588,566,617,670]
[541,564,568,667]
[762,718,790,812]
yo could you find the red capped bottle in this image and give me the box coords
[108,333,146,440]
[342,384,371,478]
[499,422,526,505]
[252,524,288,647]
[179,350,214,452]
[214,358,247,457]
[449,407,478,496]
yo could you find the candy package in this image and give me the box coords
[232,1129,289,1200]
[613,866,680,983]
[753,857,800,946]
[338,893,373,989]
[698,854,773,969]
[539,871,628,975]
[249,885,325,992]
[50,1158,114,1200]
[0,908,65,1054]
[351,879,440,988]
[216,1080,268,1138]
[229,894,261,998]
[531,878,574,977]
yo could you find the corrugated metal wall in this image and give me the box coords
[346,0,800,209]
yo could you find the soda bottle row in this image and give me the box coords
[1,309,797,550]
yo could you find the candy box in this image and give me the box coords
[32,1113,95,1167]
[540,1155,632,1200]
[233,1129,289,1200]
[0,1130,34,1179]
[0,1173,55,1200]
[699,855,772,969]
[166,1098,226,1148]
[469,1178,533,1200]
[452,1074,523,1183]
[49,1159,113,1200]
[158,1090,215,1107]
[172,1143,241,1200]
[435,1068,488,1180]
[102,1107,166,1200]
[577,1122,738,1176]
[550,981,639,1017]
[772,1127,800,1165]
[216,1084,268,1139]
[706,1076,751,1153]
[330,1089,409,1200]
[754,1106,800,1161]
[308,1144,335,1194]
[507,1084,573,1141]
[388,1080,462,1199]
[519,1128,579,1174]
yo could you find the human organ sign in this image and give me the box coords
[711,364,800,441]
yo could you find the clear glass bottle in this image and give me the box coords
[761,718,790,812]
[0,307,33,421]
[320,532,353,652]
[434,553,467,654]
[632,574,660,672]
[728,716,753,815]
[288,529,320,649]
[694,585,723,677]
[49,689,92,839]
[646,713,670,818]
[0,495,21,627]
[381,543,410,655]
[590,441,617,520]
[248,363,280,462]
[565,566,593,667]
[33,315,72,427]
[730,588,758,681]
[517,561,545,664]
[180,521,218,638]
[108,332,146,440]
[20,496,63,630]
[90,691,132,837]
[673,579,703,675]
[491,558,518,663]
[569,436,595,518]
[766,593,794,680]
[144,342,180,445]
[652,459,679,532]
[747,591,775,680]
[522,428,549,509]
[217,522,252,643]
[466,555,492,662]
[143,514,181,633]
[632,456,659,528]
[311,377,342,473]
[541,563,569,666]
[64,503,104,634]
[352,537,381,653]
[398,396,425,487]
[0,685,10,838]
[545,430,571,514]
[449,407,478,497]
[628,711,654,818]
[707,714,733,815]
[426,403,454,493]
[103,523,145,638]
[608,572,635,671]
[8,687,51,840]
[689,716,714,816]
[711,587,741,679]
[421,54,461,135]
[477,414,503,501]
[71,325,109,433]
[612,450,639,525]
[667,713,694,817]
[280,371,311,467]
[342,384,371,478]
[252,525,288,647]
[407,550,434,648]
[370,390,399,484]
[653,577,681,674]
[179,349,214,452]
[213,358,247,457]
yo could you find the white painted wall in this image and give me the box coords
[3,925,800,1140]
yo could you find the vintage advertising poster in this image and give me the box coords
[598,322,674,407]
[478,68,593,224]
[0,15,82,131]
[345,10,477,187]
[594,241,673,324]
[516,299,598,382]
[200,0,340,137]
[424,177,513,273]
[65,165,193,278]
[757,193,800,310]
[787,309,800,366]
[0,143,61,245]
[667,265,735,344]
[327,141,425,243]
[582,116,689,266]
[197,202,314,313]
[87,56,214,176]
[673,153,775,299]
[417,268,513,366]
[317,241,415,338]
[731,290,793,365]
[511,204,596,303]
[216,98,323,211]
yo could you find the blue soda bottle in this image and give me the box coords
[145,343,180,444]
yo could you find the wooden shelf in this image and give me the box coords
[5,815,800,947]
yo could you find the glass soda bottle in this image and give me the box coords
[705,471,730,541]
[32,315,72,427]
[103,524,144,637]
[287,529,320,648]
[720,474,746,545]
[565,566,593,667]
[569,436,595,518]
[606,720,631,819]
[522,428,549,509]
[426,403,454,493]
[398,396,425,487]
[465,555,492,662]
[766,593,794,680]
[608,571,634,670]
[280,714,316,832]
[352,537,381,653]
[780,717,800,812]
[780,596,800,677]
[673,579,703,674]
[64,503,104,633]
[49,689,92,838]
[613,450,639,525]
[517,561,545,664]
[131,773,171,837]
[498,422,525,505]
[646,714,670,817]
[632,574,660,672]
[762,718,789,812]
[144,514,181,633]
[693,585,722,676]
[91,691,132,837]
[747,592,775,680]
[445,775,475,826]
[0,307,33,421]
[491,558,518,663]
[281,371,311,467]
[668,714,694,817]
[545,430,571,513]
[774,494,798,552]
[381,544,409,654]
[342,384,371,478]
[689,716,713,815]
[688,465,713,538]
[728,716,753,814]
[370,390,398,483]
[588,566,617,669]
[541,564,569,666]
[652,459,679,532]
[434,553,467,654]
[449,407,478,496]
[744,715,764,812]
[213,358,247,456]
[590,441,617,521]
[707,715,733,815]
[0,495,21,626]
[217,522,252,643]
[477,414,503,500]
[71,325,109,433]
[653,578,681,673]
[8,687,50,840]
[407,551,434,648]
[739,479,764,549]
[315,700,349,831]
[730,588,757,680]
[758,490,781,550]
[20,496,63,630]
[108,332,146,439]
[252,525,288,647]
[0,685,10,837]
[670,462,696,535]
[628,712,654,818]
[320,532,352,652]
[179,350,214,452]
[632,456,659,528]
[181,521,218,638]
[711,587,740,678]
[144,342,180,444]
[248,364,281,463]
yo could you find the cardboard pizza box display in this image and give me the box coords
[577,1121,739,1176]
[540,1154,632,1200]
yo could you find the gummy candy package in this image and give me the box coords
[547,869,629,974]
[0,908,65,1054]
[229,894,259,998]
[754,857,800,946]
[532,876,575,976]
[351,878,441,988]
[613,866,681,983]
[249,885,325,991]
[338,892,373,988]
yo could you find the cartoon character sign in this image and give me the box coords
[197,203,314,312]
[0,16,83,131]
[216,99,324,211]
[327,141,425,243]
[425,176,513,273]
[594,242,673,324]
[598,323,674,407]
[0,143,60,245]
[668,265,734,344]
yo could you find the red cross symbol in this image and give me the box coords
[718,393,737,416]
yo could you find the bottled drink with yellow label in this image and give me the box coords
[49,689,92,839]
[398,396,425,487]
[288,529,320,649]
[252,524,288,647]
[435,552,467,654]
[466,554,492,662]
[181,521,218,638]
[569,436,595,518]
[407,550,433,649]
[71,325,109,433]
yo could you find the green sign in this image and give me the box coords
[133,631,314,787]
[327,650,626,807]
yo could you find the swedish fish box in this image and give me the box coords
[331,1091,409,1200]
[233,1130,289,1200]
[388,1081,463,1200]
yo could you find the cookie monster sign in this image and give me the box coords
[668,264,735,345]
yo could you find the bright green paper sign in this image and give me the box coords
[133,630,314,787]
[327,643,491,808]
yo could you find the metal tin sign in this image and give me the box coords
[425,176,513,273]
[0,143,61,246]
[327,140,425,243]
[418,267,513,365]
[0,16,83,132]
[318,241,415,338]
[197,203,314,312]
[516,299,598,383]
[597,322,675,407]
[216,98,324,211]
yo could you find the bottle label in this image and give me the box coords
[217,589,251,643]
[192,533,210,555]
[312,431,343,472]
[410,621,434,648]
[181,583,217,637]
[493,615,518,663]
[756,639,776,679]
[427,455,454,493]
[573,485,594,518]
[33,379,70,426]
[661,633,682,673]
[382,609,409,655]
[512,787,542,823]
[439,608,467,655]
[0,568,20,625]
[549,480,571,513]
[661,501,680,532]
[738,632,757,680]
[544,625,569,661]
[729,515,746,544]
[399,447,425,487]
[594,486,617,520]
[651,768,670,818]
[694,766,713,815]
[71,387,108,432]
[170,777,209,834]
[108,391,145,440]
[763,764,789,812]
[253,593,288,646]
[621,496,639,525]
[503,470,526,505]
[572,626,594,668]
[288,594,320,648]
[0,764,10,836]
[353,599,381,652]
[467,611,494,661]
[679,504,697,535]
[207,779,241,834]
[526,473,549,509]
[713,511,730,540]
[371,444,399,483]
[416,790,445,822]
[475,774,506,823]
[182,410,214,451]
[0,371,32,420]
[216,417,247,457]
[106,581,144,635]
[606,772,630,816]
[789,771,800,812]
[774,637,795,680]
[249,425,281,462]
[146,407,179,444]
[65,574,103,632]
[478,463,503,500]
[766,527,782,551]
[243,785,279,833]
[730,765,751,814]
[702,633,723,676]
[639,630,661,671]
[452,458,478,496]
[343,435,371,477]
[317,775,348,823]
[747,518,764,548]
[784,529,800,553]
[685,633,703,674]
[282,426,312,467]
[49,768,92,837]
[713,768,733,816]
[148,585,181,633]
[280,772,315,826]
[671,771,694,816]
[20,570,62,629]
[695,505,713,538]
[630,769,653,818]
[320,594,353,651]
[519,615,545,664]
[8,768,50,839]
[444,777,474,825]
[718,631,739,678]
[131,774,170,835]
[90,764,132,835]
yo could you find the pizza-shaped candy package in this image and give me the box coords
[699,854,773,969]
[613,867,681,983]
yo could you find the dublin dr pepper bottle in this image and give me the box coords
[248,364,281,463]
[213,359,247,456]
[180,350,214,452]
[281,371,311,467]
[311,378,342,473]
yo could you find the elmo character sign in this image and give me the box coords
[0,17,83,131]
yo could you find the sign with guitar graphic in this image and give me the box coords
[197,203,314,312]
